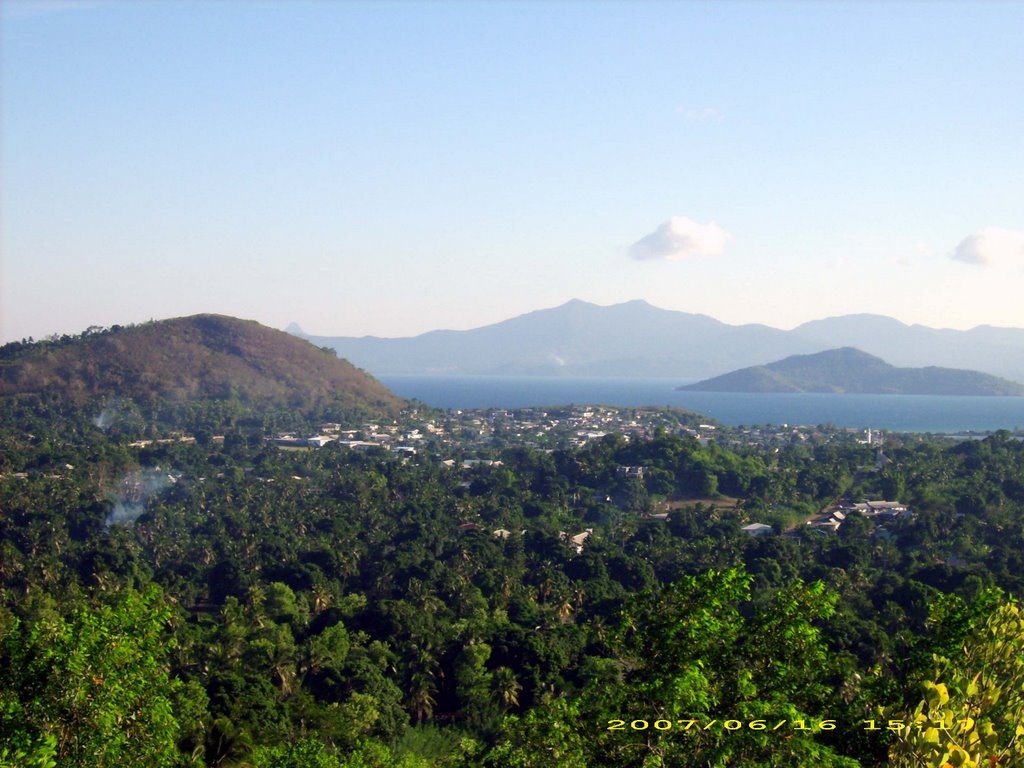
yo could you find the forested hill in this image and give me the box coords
[0,314,404,414]
[679,347,1024,395]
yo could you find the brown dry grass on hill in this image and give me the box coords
[0,314,404,415]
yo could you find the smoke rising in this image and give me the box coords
[92,398,134,431]
[104,467,176,526]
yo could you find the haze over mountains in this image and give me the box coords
[290,299,1024,383]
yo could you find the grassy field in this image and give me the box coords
[656,496,740,513]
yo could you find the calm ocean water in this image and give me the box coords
[378,375,1024,433]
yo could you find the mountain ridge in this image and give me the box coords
[291,300,1024,382]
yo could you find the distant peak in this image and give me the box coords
[559,299,597,309]
[559,298,659,311]
[285,322,306,336]
[811,348,876,360]
[798,347,886,362]
[796,314,911,331]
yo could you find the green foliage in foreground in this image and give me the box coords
[888,596,1024,767]
[0,588,188,767]
[487,568,861,768]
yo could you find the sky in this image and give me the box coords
[2,0,1023,342]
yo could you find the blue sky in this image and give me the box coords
[2,0,1022,342]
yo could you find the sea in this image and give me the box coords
[378,375,1024,434]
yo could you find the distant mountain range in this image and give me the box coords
[679,348,1024,396]
[1,314,404,414]
[289,300,1024,383]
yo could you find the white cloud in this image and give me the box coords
[952,227,1024,268]
[628,216,731,262]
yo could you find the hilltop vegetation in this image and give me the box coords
[680,348,1024,396]
[0,314,404,420]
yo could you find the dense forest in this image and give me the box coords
[2,388,1024,767]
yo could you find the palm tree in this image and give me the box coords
[246,584,267,628]
[311,583,333,614]
[409,672,438,722]
[204,717,253,768]
[558,597,574,624]
[492,666,522,712]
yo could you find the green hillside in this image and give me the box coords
[680,347,1024,395]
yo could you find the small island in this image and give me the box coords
[678,347,1024,396]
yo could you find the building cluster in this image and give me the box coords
[440,406,708,449]
[807,499,912,534]
[266,406,712,455]
[724,425,886,450]
[269,421,425,454]
[259,405,918,461]
[740,500,912,539]
[461,525,594,555]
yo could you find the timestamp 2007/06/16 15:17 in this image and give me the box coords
[606,719,967,733]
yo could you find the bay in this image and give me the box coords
[378,375,1024,433]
